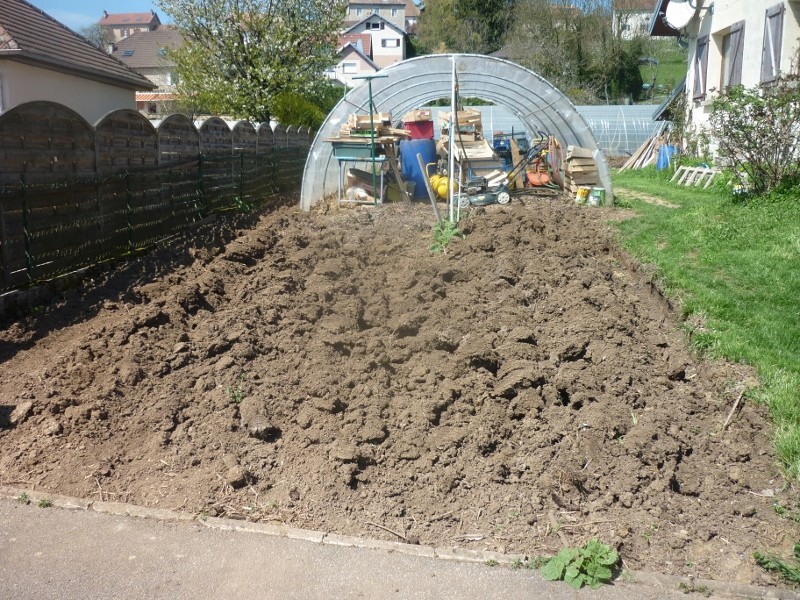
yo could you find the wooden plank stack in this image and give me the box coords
[439,108,482,142]
[619,135,665,171]
[564,146,599,194]
[328,112,411,143]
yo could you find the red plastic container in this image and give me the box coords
[403,121,434,140]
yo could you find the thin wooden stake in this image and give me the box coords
[723,390,746,431]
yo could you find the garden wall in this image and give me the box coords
[0,102,311,293]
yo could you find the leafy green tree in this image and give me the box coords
[504,0,643,104]
[415,0,515,55]
[156,0,347,121]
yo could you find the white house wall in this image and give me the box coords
[333,47,379,87]
[0,61,136,125]
[686,0,800,130]
[353,18,405,68]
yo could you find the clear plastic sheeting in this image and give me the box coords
[574,106,667,156]
[300,54,614,211]
[417,105,665,157]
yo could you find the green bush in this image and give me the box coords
[708,75,800,195]
[271,91,327,130]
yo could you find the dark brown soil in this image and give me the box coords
[1,194,796,587]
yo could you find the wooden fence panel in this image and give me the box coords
[231,121,257,157]
[202,156,237,212]
[96,110,158,174]
[156,114,199,165]
[197,117,232,157]
[0,102,95,186]
[0,104,310,294]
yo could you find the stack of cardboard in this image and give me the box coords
[564,146,599,194]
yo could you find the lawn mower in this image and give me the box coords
[457,134,551,208]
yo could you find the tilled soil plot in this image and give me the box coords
[0,195,796,586]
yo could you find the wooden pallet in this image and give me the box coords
[670,166,719,189]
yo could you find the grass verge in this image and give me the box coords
[612,166,800,479]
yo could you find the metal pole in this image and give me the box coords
[448,55,456,222]
[353,74,388,206]
[126,171,133,251]
[20,176,32,282]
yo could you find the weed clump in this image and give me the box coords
[430,220,464,254]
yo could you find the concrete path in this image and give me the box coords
[0,491,794,600]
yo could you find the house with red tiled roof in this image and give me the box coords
[326,34,379,87]
[99,10,161,42]
[112,27,184,116]
[343,13,406,69]
[0,0,155,123]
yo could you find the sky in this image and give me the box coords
[28,1,167,32]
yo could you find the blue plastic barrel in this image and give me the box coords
[399,139,437,199]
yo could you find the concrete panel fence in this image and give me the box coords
[0,101,312,293]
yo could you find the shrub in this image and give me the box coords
[708,75,800,196]
[271,91,326,130]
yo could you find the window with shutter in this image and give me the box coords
[693,36,709,100]
[761,4,785,84]
[721,21,745,89]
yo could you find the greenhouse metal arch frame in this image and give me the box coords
[300,54,613,210]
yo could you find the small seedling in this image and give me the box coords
[234,196,255,212]
[540,539,619,589]
[485,559,499,567]
[754,543,800,585]
[430,220,464,254]
[18,492,30,504]
[225,374,247,405]
[38,498,52,508]
[528,555,549,569]
[773,502,800,524]
[643,522,659,542]
[510,558,525,570]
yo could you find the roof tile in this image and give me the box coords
[113,27,183,69]
[0,0,155,90]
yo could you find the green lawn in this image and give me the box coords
[612,167,800,479]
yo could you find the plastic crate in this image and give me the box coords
[403,121,434,140]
